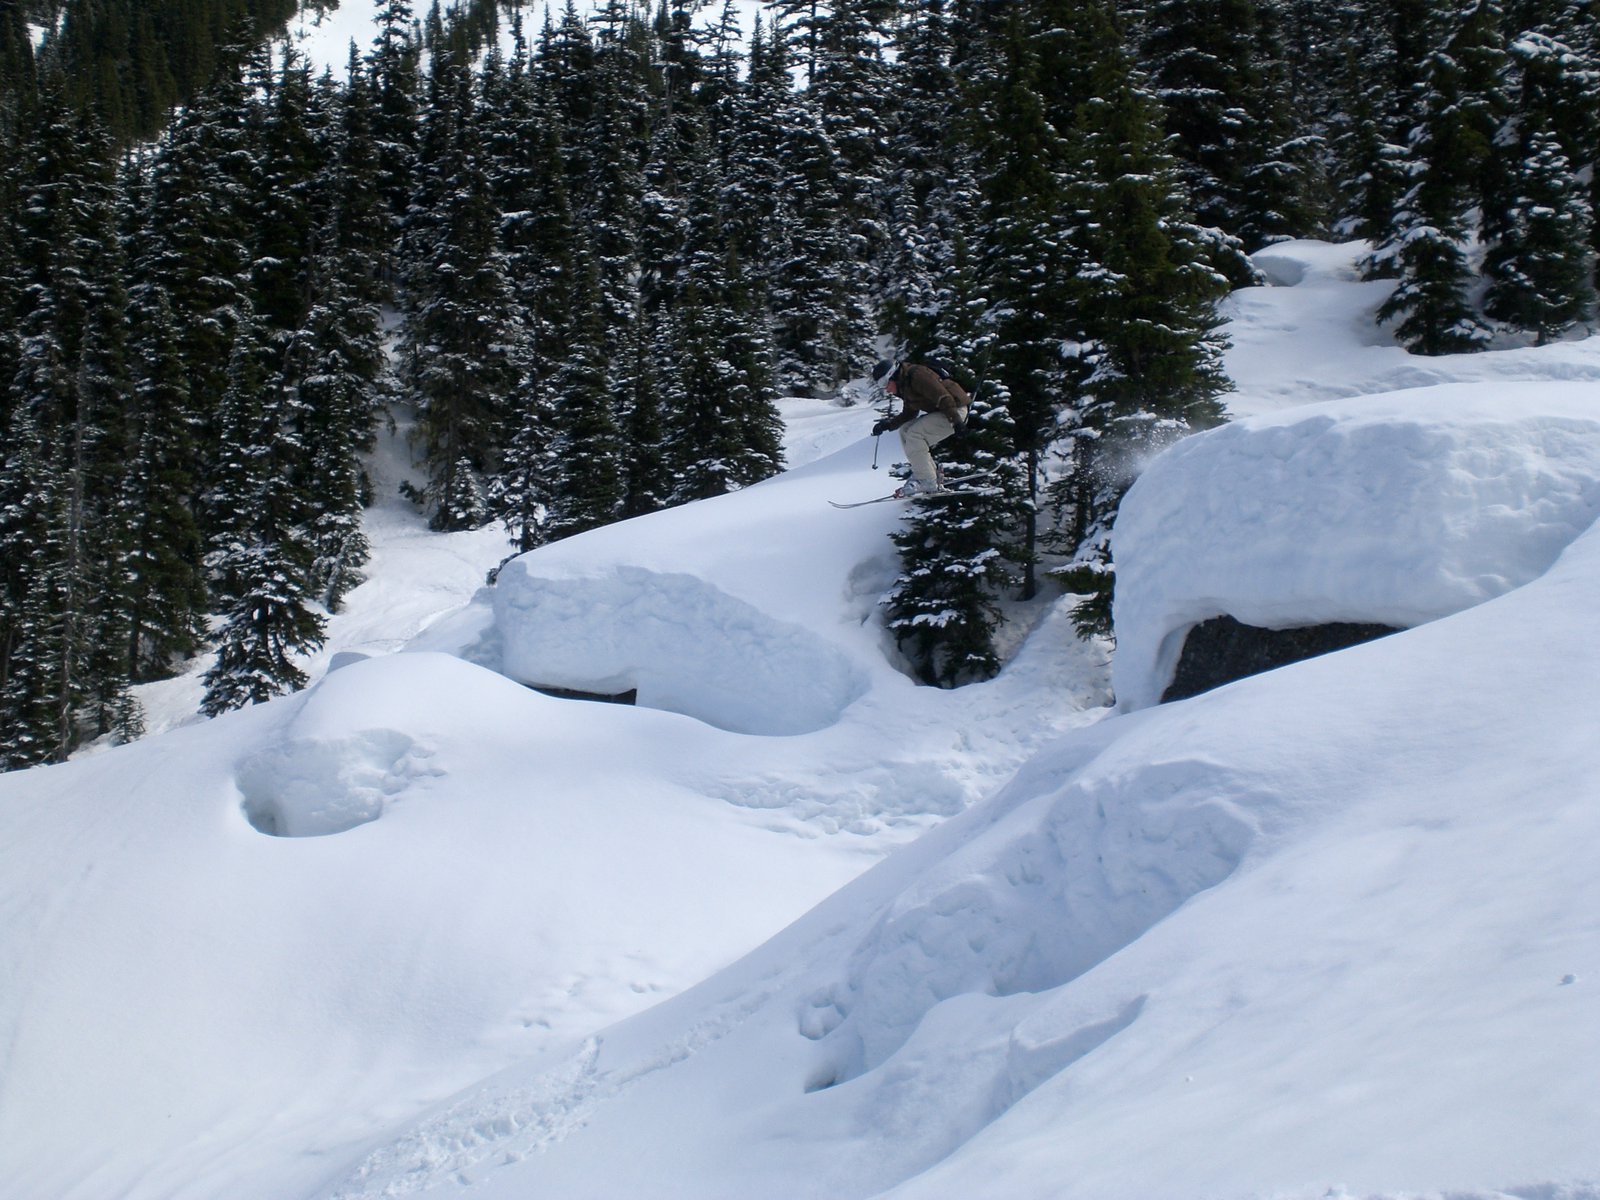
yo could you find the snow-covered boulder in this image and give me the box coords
[490,560,869,736]
[1112,382,1600,710]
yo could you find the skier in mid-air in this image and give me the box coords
[870,360,971,497]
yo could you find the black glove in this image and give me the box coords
[871,418,892,436]
[951,417,969,438]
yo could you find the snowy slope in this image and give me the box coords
[327,520,1600,1200]
[3,240,1600,1200]
[0,385,1104,1199]
[302,243,1600,1200]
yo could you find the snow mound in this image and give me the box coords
[1113,381,1600,710]
[237,730,433,836]
[491,560,869,735]
[801,751,1260,1091]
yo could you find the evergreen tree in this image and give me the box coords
[494,91,586,538]
[872,3,1028,684]
[877,0,961,355]
[1051,0,1233,634]
[535,1,598,190]
[1483,125,1595,341]
[942,4,1071,606]
[203,306,276,606]
[1451,0,1516,239]
[659,130,785,506]
[0,409,70,768]
[766,88,864,394]
[139,59,259,498]
[1142,0,1271,248]
[639,100,692,317]
[333,50,394,309]
[367,0,423,233]
[674,95,785,496]
[1343,0,1450,270]
[290,251,384,608]
[718,14,794,328]
[584,0,652,341]
[1502,16,1600,296]
[0,151,21,425]
[801,0,895,276]
[72,133,144,744]
[490,361,558,553]
[0,0,37,142]
[1373,10,1499,354]
[251,47,324,348]
[1246,0,1331,241]
[616,312,672,518]
[882,392,1029,688]
[123,283,208,678]
[1,92,141,762]
[545,252,625,541]
[200,309,326,716]
[400,40,521,530]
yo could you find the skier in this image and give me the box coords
[870,360,971,497]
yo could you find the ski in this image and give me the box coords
[829,482,998,509]
[915,486,1002,501]
[829,494,903,509]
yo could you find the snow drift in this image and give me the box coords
[491,561,868,735]
[1112,381,1600,709]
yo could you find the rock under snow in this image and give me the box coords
[1111,381,1600,710]
[490,560,870,736]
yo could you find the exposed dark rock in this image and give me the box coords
[530,685,638,706]
[1162,616,1403,703]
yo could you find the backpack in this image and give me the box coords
[919,360,968,406]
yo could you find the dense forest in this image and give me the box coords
[0,0,1596,770]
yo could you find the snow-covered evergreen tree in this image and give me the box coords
[1050,0,1233,634]
[290,252,384,609]
[883,392,1029,688]
[139,59,259,496]
[1,92,141,761]
[1483,125,1595,341]
[0,409,69,768]
[766,89,865,394]
[491,363,558,552]
[1373,5,1503,354]
[545,251,625,541]
[251,48,323,348]
[583,0,651,343]
[877,0,961,356]
[659,102,784,503]
[200,310,326,716]
[123,283,208,679]
[719,15,794,337]
[367,0,423,231]
[400,40,521,530]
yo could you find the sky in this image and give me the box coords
[287,0,774,73]
[2,241,1599,1199]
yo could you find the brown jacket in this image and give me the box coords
[888,363,970,427]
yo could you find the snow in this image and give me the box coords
[1112,382,1600,709]
[4,240,1600,1200]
